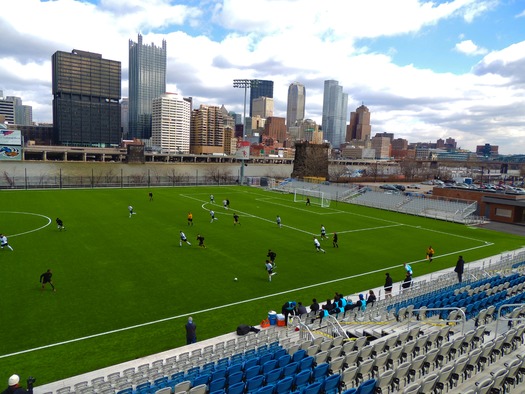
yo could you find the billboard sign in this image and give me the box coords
[0,146,22,161]
[235,141,250,160]
[0,129,22,145]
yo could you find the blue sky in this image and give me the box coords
[1,0,525,153]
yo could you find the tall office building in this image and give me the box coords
[286,82,305,130]
[0,95,15,124]
[321,80,348,148]
[347,104,371,141]
[128,34,167,140]
[252,96,274,119]
[190,105,224,155]
[249,80,273,117]
[151,93,191,153]
[121,98,129,137]
[52,49,121,146]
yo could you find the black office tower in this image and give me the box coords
[249,80,273,117]
[52,49,121,146]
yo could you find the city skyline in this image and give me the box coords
[1,1,525,153]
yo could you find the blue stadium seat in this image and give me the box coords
[275,376,294,394]
[227,364,243,377]
[282,362,299,378]
[277,354,292,368]
[208,377,226,393]
[311,363,329,383]
[302,381,322,394]
[293,369,311,391]
[262,359,278,374]
[245,365,262,381]
[192,374,210,387]
[298,356,314,372]
[245,375,265,394]
[255,384,275,394]
[259,353,273,366]
[264,367,282,386]
[356,378,376,394]
[321,373,341,394]
[292,349,307,363]
[227,371,244,387]
[244,358,260,371]
[228,382,246,394]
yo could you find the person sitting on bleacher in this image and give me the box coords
[402,272,412,289]
[366,290,377,306]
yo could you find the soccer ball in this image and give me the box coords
[234,277,238,281]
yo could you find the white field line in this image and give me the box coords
[0,211,52,237]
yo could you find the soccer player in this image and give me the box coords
[148,192,153,201]
[320,225,327,239]
[332,232,338,248]
[265,260,277,282]
[313,237,325,253]
[426,246,435,262]
[56,218,65,231]
[0,234,13,251]
[210,210,218,223]
[276,215,282,228]
[306,197,311,206]
[233,213,240,225]
[210,194,215,203]
[223,199,228,210]
[128,205,136,218]
[187,212,193,226]
[197,234,206,248]
[179,231,191,247]
[267,249,276,267]
[40,269,55,292]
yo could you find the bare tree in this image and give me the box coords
[3,171,15,188]
[292,142,330,179]
[399,159,419,181]
[328,165,349,182]
[204,166,233,184]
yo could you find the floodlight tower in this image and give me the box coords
[233,79,259,185]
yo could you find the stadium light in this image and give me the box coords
[233,79,259,185]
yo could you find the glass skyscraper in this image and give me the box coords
[128,34,167,140]
[249,80,273,117]
[52,49,121,146]
[322,80,348,148]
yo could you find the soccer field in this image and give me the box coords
[1,185,523,384]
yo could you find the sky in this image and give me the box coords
[1,0,525,154]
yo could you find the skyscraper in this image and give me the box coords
[321,80,348,148]
[252,96,274,118]
[286,82,305,130]
[52,49,121,146]
[151,93,191,154]
[190,105,224,154]
[249,80,273,117]
[128,34,167,140]
[347,104,371,141]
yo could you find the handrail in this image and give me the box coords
[494,303,524,335]
[289,315,316,342]
[324,315,350,339]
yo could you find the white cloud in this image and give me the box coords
[1,0,524,154]
[454,39,489,56]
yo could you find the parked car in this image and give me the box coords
[380,184,398,191]
[407,184,421,189]
[393,184,406,191]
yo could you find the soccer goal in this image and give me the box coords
[294,188,331,207]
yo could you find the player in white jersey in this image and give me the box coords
[179,231,192,247]
[313,237,325,253]
[0,234,13,251]
[128,205,136,218]
[210,210,218,223]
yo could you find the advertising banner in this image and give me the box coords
[0,130,22,145]
[235,140,250,160]
[0,146,22,161]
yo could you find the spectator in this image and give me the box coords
[356,294,367,311]
[296,302,307,316]
[322,299,334,313]
[366,290,377,306]
[384,273,393,299]
[2,374,32,394]
[455,256,465,283]
[310,298,320,313]
[281,301,296,325]
[185,317,197,344]
[402,272,412,290]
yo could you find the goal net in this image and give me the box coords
[294,188,331,208]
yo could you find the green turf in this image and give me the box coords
[1,186,524,384]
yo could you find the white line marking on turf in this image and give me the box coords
[0,211,52,237]
[1,239,494,360]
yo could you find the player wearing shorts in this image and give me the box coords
[40,269,56,291]
[187,212,193,226]
[0,234,13,251]
[265,260,277,282]
[314,237,325,253]
[197,234,206,248]
[180,231,192,247]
